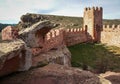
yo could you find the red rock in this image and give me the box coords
[0,39,32,77]
[0,64,101,84]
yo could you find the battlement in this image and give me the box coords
[102,24,120,32]
[84,7,102,11]
[65,28,86,33]
[45,29,62,40]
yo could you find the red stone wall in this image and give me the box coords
[31,28,88,55]
[101,25,120,46]
[64,28,87,46]
[31,28,64,56]
[44,29,64,51]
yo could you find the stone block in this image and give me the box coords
[0,39,32,77]
[0,64,101,84]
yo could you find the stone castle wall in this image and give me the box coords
[64,28,87,46]
[31,28,64,56]
[31,27,88,55]
[101,24,120,46]
[44,28,64,50]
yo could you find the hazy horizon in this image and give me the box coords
[0,0,120,24]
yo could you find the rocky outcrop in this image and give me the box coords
[19,20,54,48]
[0,64,101,84]
[0,39,32,77]
[17,13,48,29]
[32,45,71,67]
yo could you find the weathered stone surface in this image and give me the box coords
[17,13,48,29]
[0,64,100,84]
[1,26,18,40]
[0,39,32,77]
[100,71,120,84]
[32,45,71,68]
[19,20,54,48]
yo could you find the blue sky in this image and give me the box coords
[0,0,120,24]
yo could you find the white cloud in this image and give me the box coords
[0,0,120,23]
[49,6,83,17]
[0,0,58,23]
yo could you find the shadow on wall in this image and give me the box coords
[68,43,120,73]
[85,25,102,43]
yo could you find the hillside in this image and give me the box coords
[0,23,16,32]
[0,14,120,31]
[17,13,120,30]
[0,23,9,32]
[0,14,120,40]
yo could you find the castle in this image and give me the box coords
[0,6,120,79]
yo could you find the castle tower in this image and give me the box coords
[83,7,103,42]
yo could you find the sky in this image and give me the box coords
[0,0,120,24]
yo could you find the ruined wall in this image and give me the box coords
[64,28,87,46]
[101,25,120,46]
[31,28,64,56]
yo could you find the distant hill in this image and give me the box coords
[0,14,120,40]
[0,14,120,31]
[0,23,16,40]
[17,13,120,30]
[0,23,16,32]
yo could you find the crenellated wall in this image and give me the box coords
[101,24,120,46]
[64,28,87,46]
[31,27,88,55]
[31,28,64,56]
[44,28,64,51]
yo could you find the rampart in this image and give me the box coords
[101,24,120,46]
[31,28,64,55]
[64,28,87,46]
[84,7,102,11]
[31,27,88,55]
